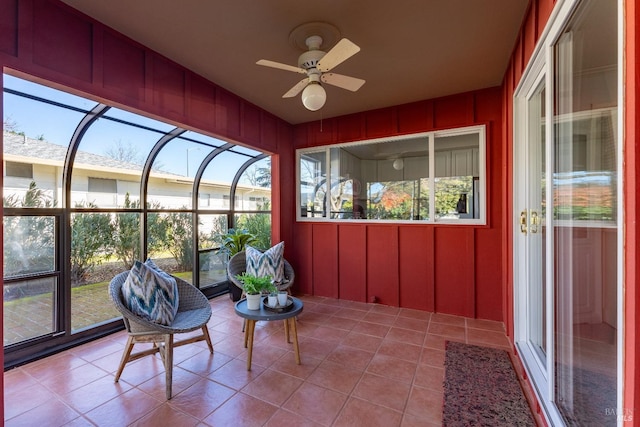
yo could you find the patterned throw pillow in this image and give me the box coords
[145,258,179,309]
[121,260,179,326]
[245,242,285,284]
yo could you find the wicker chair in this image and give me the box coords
[227,251,295,297]
[108,271,214,399]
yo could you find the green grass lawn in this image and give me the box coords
[3,266,227,347]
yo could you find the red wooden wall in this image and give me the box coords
[288,87,504,321]
[1,0,638,421]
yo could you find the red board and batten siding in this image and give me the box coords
[290,88,504,321]
[398,226,434,311]
[338,225,367,303]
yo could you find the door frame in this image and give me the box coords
[514,50,563,426]
[512,0,624,425]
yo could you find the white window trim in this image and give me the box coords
[296,125,486,225]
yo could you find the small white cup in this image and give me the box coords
[268,294,278,308]
[277,291,288,306]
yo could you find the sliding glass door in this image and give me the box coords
[514,1,620,425]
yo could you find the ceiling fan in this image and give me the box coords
[256,35,365,111]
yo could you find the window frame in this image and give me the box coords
[5,160,34,179]
[296,125,487,225]
[2,71,273,368]
[87,177,117,193]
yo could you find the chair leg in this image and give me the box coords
[202,325,214,353]
[164,334,174,400]
[114,335,135,382]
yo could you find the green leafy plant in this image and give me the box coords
[3,182,57,276]
[163,210,194,271]
[112,193,142,269]
[235,204,271,250]
[219,228,257,257]
[70,202,114,285]
[235,272,276,295]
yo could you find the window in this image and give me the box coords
[296,126,486,223]
[5,161,33,178]
[88,177,117,193]
[3,71,272,368]
[199,193,210,207]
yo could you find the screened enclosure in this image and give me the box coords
[2,73,272,367]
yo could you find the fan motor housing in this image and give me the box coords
[298,50,326,70]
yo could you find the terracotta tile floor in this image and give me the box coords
[4,294,514,426]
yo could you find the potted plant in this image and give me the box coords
[218,229,257,301]
[219,228,257,259]
[235,272,276,310]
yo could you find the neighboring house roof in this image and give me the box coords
[3,130,150,173]
[3,131,270,192]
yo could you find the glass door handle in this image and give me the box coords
[530,211,539,234]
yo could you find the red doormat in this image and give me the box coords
[442,341,536,426]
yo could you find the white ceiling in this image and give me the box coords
[62,1,529,125]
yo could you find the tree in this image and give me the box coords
[203,215,228,249]
[112,193,141,269]
[163,210,194,271]
[3,182,56,277]
[112,194,168,269]
[3,115,21,133]
[434,177,472,217]
[146,208,169,256]
[235,203,271,250]
[104,139,143,164]
[70,202,114,284]
[3,181,54,209]
[245,159,271,188]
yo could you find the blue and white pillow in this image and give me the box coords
[144,258,179,309]
[246,242,285,284]
[121,260,179,326]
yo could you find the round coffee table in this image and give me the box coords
[234,296,304,370]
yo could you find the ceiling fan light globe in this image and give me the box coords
[302,83,326,111]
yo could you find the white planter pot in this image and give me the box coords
[246,294,261,310]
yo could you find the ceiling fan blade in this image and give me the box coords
[256,59,306,74]
[317,38,361,72]
[321,73,365,92]
[283,78,309,98]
